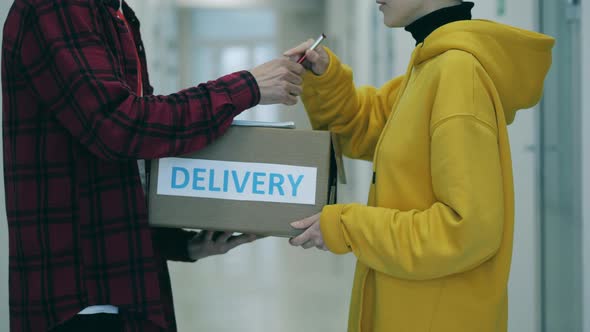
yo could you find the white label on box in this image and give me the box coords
[156,158,317,205]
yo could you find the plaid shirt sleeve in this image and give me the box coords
[22,0,260,161]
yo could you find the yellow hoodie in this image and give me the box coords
[301,20,554,332]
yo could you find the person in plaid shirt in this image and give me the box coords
[2,0,306,331]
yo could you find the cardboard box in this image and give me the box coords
[148,123,345,238]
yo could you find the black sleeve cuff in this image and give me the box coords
[152,228,198,262]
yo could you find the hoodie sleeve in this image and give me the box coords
[319,57,505,281]
[301,48,404,161]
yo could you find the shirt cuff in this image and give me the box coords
[152,228,198,262]
[320,204,351,254]
[220,70,261,114]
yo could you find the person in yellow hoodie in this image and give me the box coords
[284,1,554,331]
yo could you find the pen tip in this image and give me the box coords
[322,33,327,39]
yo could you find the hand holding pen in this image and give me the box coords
[284,34,330,76]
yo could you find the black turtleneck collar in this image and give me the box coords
[405,2,474,45]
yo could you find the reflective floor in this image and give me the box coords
[169,237,357,332]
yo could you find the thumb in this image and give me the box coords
[283,39,314,57]
[282,53,300,63]
[283,48,299,57]
[290,214,319,229]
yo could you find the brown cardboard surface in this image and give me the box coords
[148,126,336,238]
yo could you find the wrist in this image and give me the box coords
[187,240,201,262]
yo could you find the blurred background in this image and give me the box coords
[0,0,588,331]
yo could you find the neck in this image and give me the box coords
[404,0,462,25]
[424,0,462,13]
[405,1,474,45]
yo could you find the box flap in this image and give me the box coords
[330,132,347,185]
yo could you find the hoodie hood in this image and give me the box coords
[414,20,555,124]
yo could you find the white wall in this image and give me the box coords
[177,0,318,10]
[582,1,590,330]
[0,1,11,330]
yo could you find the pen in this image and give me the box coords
[297,33,327,64]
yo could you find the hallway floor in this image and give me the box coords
[170,237,356,332]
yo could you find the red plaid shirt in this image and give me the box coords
[2,0,260,331]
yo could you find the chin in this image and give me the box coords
[382,13,408,28]
[384,17,405,28]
